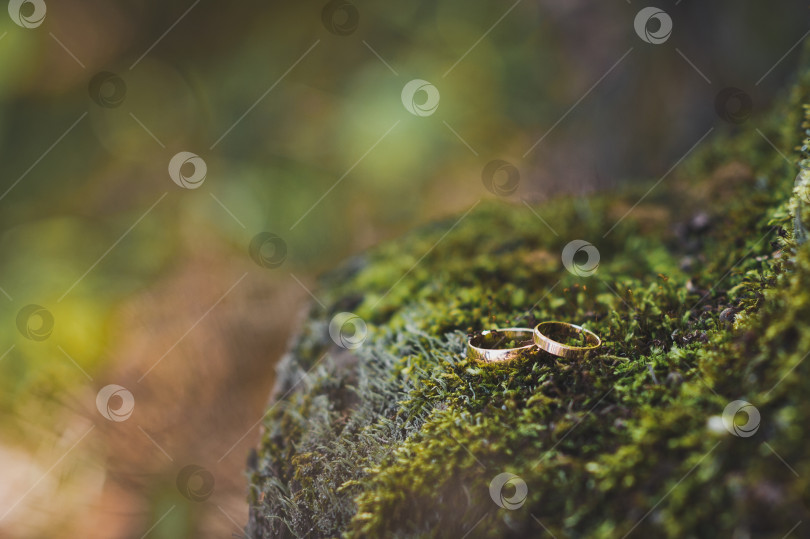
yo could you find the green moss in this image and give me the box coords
[246,44,810,539]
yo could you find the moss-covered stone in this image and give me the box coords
[246,44,810,538]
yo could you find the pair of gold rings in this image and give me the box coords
[467,322,601,363]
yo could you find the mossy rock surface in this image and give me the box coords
[246,46,810,538]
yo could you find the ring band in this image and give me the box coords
[532,321,601,359]
[467,328,536,363]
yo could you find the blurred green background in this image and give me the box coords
[0,0,807,537]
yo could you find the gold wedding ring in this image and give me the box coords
[532,321,601,359]
[467,322,601,363]
[466,328,536,363]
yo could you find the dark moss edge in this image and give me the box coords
[247,43,810,538]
